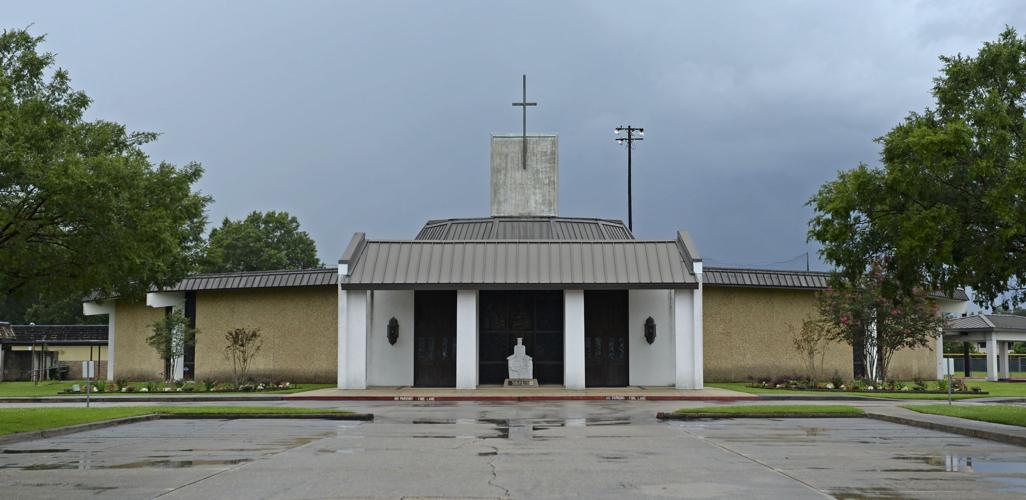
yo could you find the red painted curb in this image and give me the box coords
[284,395,761,402]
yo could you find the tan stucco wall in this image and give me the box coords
[703,286,937,382]
[193,287,337,383]
[704,287,853,382]
[114,301,165,380]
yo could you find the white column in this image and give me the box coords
[456,290,478,389]
[999,341,1010,379]
[337,289,347,388]
[564,290,586,390]
[674,289,696,389]
[170,303,185,381]
[986,334,998,382]
[341,291,369,389]
[83,301,116,381]
[935,333,946,381]
[692,277,704,389]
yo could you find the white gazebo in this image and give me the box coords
[944,314,1026,381]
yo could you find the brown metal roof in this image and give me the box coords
[703,267,829,289]
[416,217,635,241]
[946,314,1026,333]
[164,268,337,292]
[340,240,697,290]
[3,325,108,345]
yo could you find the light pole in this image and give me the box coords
[615,125,644,232]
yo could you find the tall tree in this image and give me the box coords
[809,27,1026,307]
[0,29,209,305]
[200,211,321,273]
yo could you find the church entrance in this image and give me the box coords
[584,291,629,387]
[478,291,564,385]
[413,291,457,387]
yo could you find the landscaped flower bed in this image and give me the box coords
[61,380,296,394]
[747,376,987,395]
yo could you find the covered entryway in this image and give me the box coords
[585,290,629,387]
[414,291,457,387]
[479,291,564,385]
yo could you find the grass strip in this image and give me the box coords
[672,404,863,415]
[901,404,1026,428]
[0,406,352,436]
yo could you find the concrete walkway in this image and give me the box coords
[288,385,756,401]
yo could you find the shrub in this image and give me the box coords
[830,371,844,389]
[913,378,927,391]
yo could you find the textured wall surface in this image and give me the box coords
[113,301,165,380]
[703,287,937,382]
[194,287,337,383]
[491,135,558,216]
[703,287,851,382]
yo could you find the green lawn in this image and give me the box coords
[674,404,863,415]
[709,381,1026,399]
[0,381,334,398]
[0,406,352,436]
[902,404,1026,428]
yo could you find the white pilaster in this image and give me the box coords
[456,290,478,389]
[692,272,704,389]
[999,341,1010,379]
[935,333,946,381]
[342,290,369,389]
[83,301,116,381]
[673,289,696,389]
[986,334,998,382]
[171,303,185,382]
[564,289,586,390]
[337,263,348,388]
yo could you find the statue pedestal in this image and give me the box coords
[503,378,539,387]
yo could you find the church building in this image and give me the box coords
[83,125,969,389]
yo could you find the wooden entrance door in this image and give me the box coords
[585,290,629,387]
[414,291,457,387]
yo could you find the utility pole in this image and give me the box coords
[615,125,644,232]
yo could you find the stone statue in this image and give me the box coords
[507,337,533,380]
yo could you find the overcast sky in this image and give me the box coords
[8,1,1026,270]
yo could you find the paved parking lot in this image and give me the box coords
[1,401,1025,499]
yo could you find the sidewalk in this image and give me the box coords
[286,386,757,401]
[866,405,1026,447]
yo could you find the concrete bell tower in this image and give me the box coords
[490,134,558,216]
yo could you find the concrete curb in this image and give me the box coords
[865,412,1026,448]
[286,395,761,402]
[0,415,160,446]
[656,412,864,420]
[0,412,373,446]
[0,396,286,404]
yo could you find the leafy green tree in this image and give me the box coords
[808,27,1026,307]
[200,211,321,273]
[818,262,944,381]
[0,29,209,305]
[147,309,196,382]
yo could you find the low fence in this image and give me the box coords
[943,354,1026,374]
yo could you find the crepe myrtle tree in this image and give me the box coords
[818,262,944,381]
[223,327,263,385]
[147,310,197,382]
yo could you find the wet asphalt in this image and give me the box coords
[1,400,1025,499]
